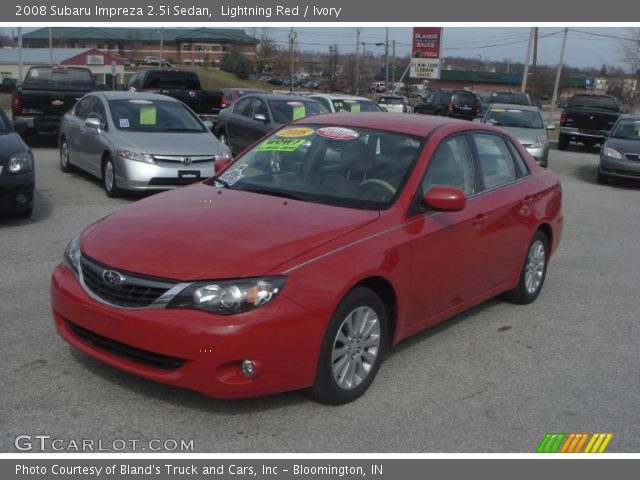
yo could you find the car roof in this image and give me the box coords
[616,114,640,121]
[247,93,319,101]
[93,91,180,102]
[487,103,540,112]
[294,112,497,137]
[310,94,375,101]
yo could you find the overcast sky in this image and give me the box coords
[2,27,633,70]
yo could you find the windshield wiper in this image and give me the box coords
[242,187,305,201]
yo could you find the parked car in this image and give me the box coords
[0,108,34,218]
[142,56,172,67]
[482,104,554,167]
[127,69,226,125]
[222,88,267,103]
[214,94,328,155]
[0,77,18,93]
[58,92,231,197]
[597,115,640,184]
[12,66,96,140]
[559,94,622,150]
[413,90,480,120]
[369,81,387,93]
[377,95,411,113]
[52,112,563,404]
[308,94,383,113]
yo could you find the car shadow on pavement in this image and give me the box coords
[575,164,640,190]
[68,349,307,412]
[0,187,52,225]
[26,133,59,149]
[551,142,600,155]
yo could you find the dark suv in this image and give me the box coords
[414,90,480,120]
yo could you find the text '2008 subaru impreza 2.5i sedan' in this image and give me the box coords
[51,113,564,404]
[59,92,231,198]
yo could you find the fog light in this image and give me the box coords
[241,359,256,378]
[15,194,27,205]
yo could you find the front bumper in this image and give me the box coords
[560,126,608,142]
[0,170,34,213]
[599,156,640,180]
[114,157,215,191]
[51,264,323,398]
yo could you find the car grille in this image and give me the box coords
[625,153,640,161]
[80,255,175,308]
[613,169,640,177]
[152,155,215,164]
[67,321,185,370]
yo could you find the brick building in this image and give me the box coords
[21,28,259,66]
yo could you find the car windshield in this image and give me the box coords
[489,92,530,105]
[268,100,328,123]
[210,125,423,210]
[108,99,205,132]
[332,99,381,112]
[568,95,619,111]
[453,93,476,104]
[610,119,640,140]
[485,108,543,129]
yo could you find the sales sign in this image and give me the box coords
[410,27,442,79]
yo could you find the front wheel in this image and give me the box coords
[102,156,122,198]
[504,230,549,305]
[60,139,74,173]
[310,287,388,405]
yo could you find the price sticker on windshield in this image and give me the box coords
[256,138,306,152]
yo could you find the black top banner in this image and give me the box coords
[5,0,636,22]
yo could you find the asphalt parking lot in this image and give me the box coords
[1,137,639,453]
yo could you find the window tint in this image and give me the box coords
[251,98,268,118]
[234,98,253,117]
[73,97,93,119]
[453,92,476,104]
[568,95,618,111]
[23,68,94,90]
[422,136,476,196]
[472,134,518,190]
[507,141,530,177]
[87,98,107,124]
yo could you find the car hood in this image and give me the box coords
[494,126,544,145]
[80,183,379,280]
[113,131,229,156]
[0,132,28,162]
[604,137,640,154]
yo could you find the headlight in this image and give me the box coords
[602,146,622,159]
[63,234,81,275]
[168,277,287,314]
[531,135,548,149]
[116,149,156,164]
[8,152,33,174]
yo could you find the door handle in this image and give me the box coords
[472,213,488,227]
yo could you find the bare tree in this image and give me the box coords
[619,28,640,111]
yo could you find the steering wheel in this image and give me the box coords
[360,178,397,195]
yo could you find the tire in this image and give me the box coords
[309,287,389,405]
[504,230,549,305]
[597,168,608,184]
[59,138,74,173]
[558,134,569,151]
[102,156,122,198]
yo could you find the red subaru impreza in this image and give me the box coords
[51,113,563,404]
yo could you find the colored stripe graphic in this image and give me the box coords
[538,433,613,453]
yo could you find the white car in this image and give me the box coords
[377,95,411,113]
[308,94,383,113]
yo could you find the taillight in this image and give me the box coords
[220,94,227,109]
[448,101,453,111]
[11,89,20,114]
[560,110,567,125]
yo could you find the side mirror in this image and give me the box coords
[546,124,556,131]
[424,186,466,212]
[202,120,213,130]
[85,117,103,130]
[253,113,267,122]
[214,154,232,174]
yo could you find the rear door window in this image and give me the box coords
[471,133,518,190]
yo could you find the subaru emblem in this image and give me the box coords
[103,270,125,286]
[182,157,192,166]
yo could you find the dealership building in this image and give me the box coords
[20,27,259,66]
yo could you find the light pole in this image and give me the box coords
[477,54,482,70]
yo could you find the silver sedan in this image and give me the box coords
[59,92,231,197]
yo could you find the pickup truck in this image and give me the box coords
[12,66,96,140]
[559,94,622,150]
[127,70,226,125]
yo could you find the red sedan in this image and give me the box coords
[51,113,563,404]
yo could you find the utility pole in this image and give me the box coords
[531,27,539,101]
[392,40,396,90]
[289,28,296,93]
[384,28,389,93]
[355,28,361,95]
[18,27,23,81]
[159,28,164,70]
[49,27,53,65]
[548,28,569,126]
[521,27,534,93]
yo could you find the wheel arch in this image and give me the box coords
[349,275,398,347]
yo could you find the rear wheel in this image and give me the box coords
[558,134,569,151]
[102,156,122,198]
[310,287,388,405]
[504,230,549,305]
